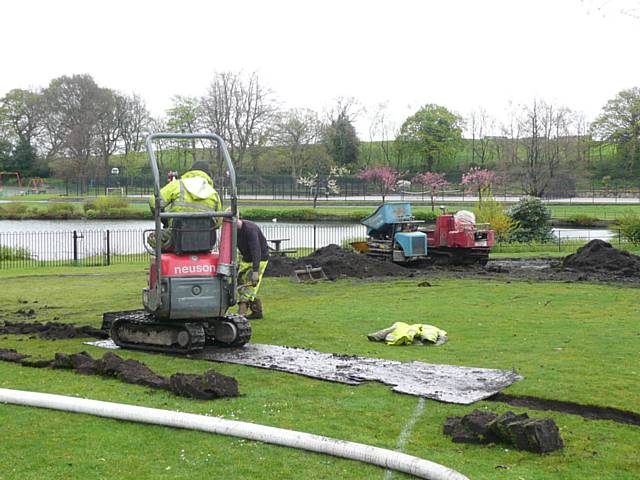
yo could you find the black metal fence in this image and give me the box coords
[0,230,148,268]
[42,175,640,202]
[0,223,368,269]
[0,225,631,270]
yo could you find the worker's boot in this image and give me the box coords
[237,302,249,317]
[247,298,263,320]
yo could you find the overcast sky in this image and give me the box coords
[2,0,639,136]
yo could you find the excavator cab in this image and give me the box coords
[103,133,251,353]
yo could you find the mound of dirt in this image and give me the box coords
[0,349,240,400]
[265,244,408,280]
[0,321,109,340]
[170,370,240,400]
[0,348,29,363]
[444,409,564,453]
[562,239,640,276]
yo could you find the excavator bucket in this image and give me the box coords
[293,264,327,283]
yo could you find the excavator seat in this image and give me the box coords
[170,217,217,254]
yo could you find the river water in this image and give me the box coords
[0,219,616,261]
[0,220,366,261]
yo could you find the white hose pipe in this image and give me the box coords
[0,388,468,480]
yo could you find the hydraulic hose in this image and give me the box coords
[0,388,468,480]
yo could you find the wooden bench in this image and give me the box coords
[267,238,297,257]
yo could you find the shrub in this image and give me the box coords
[84,195,129,213]
[26,206,42,217]
[46,202,76,219]
[0,203,28,218]
[619,213,640,246]
[507,197,554,243]
[413,211,437,223]
[475,198,517,242]
[0,245,32,261]
[567,214,598,227]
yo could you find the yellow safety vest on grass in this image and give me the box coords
[368,322,448,346]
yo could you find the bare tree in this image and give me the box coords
[233,72,278,171]
[367,102,396,166]
[512,100,575,197]
[324,96,363,125]
[41,74,103,188]
[166,95,201,167]
[572,111,591,169]
[246,121,278,175]
[275,108,322,178]
[201,72,237,154]
[200,71,277,175]
[121,93,150,160]
[95,89,127,177]
[468,108,496,167]
[147,117,168,167]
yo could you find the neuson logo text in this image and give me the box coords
[174,264,215,275]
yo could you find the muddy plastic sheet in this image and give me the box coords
[86,340,522,404]
[197,344,522,404]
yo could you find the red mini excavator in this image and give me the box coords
[102,133,250,354]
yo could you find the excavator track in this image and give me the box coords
[108,310,206,354]
[208,313,252,347]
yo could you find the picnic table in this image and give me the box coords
[267,238,297,256]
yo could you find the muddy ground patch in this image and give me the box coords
[265,244,409,280]
[266,241,640,285]
[0,320,109,340]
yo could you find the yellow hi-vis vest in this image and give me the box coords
[150,169,222,224]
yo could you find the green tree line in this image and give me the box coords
[1,72,638,196]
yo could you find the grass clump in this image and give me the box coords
[566,214,598,226]
[619,213,640,246]
[83,195,130,213]
[0,203,28,218]
[82,196,149,219]
[0,245,32,261]
[45,202,76,219]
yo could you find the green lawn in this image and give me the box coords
[0,266,639,479]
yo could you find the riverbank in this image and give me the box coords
[1,200,637,226]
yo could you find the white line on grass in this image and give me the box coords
[383,397,426,480]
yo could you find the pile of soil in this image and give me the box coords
[562,239,640,276]
[0,320,108,340]
[444,409,564,453]
[265,244,408,280]
[0,348,239,400]
[263,242,640,284]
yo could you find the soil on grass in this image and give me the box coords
[264,241,640,285]
[489,393,640,426]
[0,348,239,400]
[0,320,108,340]
[266,244,411,280]
[444,409,564,453]
[562,239,640,276]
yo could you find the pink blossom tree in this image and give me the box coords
[357,166,398,202]
[461,167,499,203]
[412,172,450,211]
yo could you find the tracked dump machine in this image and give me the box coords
[102,133,250,354]
[359,202,494,265]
